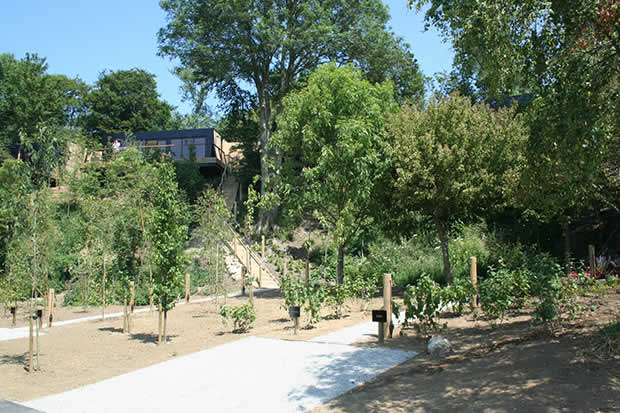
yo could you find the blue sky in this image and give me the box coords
[1,0,453,116]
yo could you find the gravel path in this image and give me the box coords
[22,333,416,413]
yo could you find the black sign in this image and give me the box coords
[36,309,43,319]
[372,310,387,323]
[289,306,301,318]
[9,306,16,315]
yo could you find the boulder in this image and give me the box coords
[427,336,452,358]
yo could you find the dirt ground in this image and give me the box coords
[1,289,618,412]
[311,289,620,413]
[0,290,384,402]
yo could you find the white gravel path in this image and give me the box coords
[24,336,415,413]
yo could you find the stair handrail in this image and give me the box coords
[221,222,280,285]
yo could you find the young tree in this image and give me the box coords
[271,64,394,284]
[384,94,527,284]
[81,69,173,140]
[148,160,190,342]
[158,0,425,230]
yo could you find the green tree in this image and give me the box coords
[149,160,190,342]
[411,0,619,224]
[384,94,527,284]
[0,159,30,304]
[0,53,87,155]
[81,68,173,140]
[271,64,394,284]
[158,0,425,230]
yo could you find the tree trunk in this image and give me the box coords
[336,244,345,285]
[434,215,453,285]
[563,219,571,273]
[163,309,168,343]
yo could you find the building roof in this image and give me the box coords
[106,128,214,141]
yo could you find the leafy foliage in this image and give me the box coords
[220,303,256,333]
[0,53,87,152]
[81,68,172,140]
[158,0,424,229]
[385,94,528,283]
[149,160,190,314]
[403,274,447,334]
[272,64,394,283]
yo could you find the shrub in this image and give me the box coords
[443,275,475,315]
[303,283,327,325]
[325,283,349,318]
[479,262,529,322]
[220,303,256,333]
[403,274,447,334]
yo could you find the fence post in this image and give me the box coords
[185,273,191,303]
[241,265,247,296]
[470,256,478,307]
[383,273,392,340]
[259,235,265,288]
[47,288,54,327]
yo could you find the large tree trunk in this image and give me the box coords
[434,214,453,285]
[336,244,345,285]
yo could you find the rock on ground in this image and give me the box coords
[427,337,452,358]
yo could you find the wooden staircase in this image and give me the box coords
[221,225,280,289]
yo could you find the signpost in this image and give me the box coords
[372,310,387,343]
[289,306,301,335]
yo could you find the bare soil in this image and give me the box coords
[311,289,620,413]
[2,289,618,412]
[0,290,384,402]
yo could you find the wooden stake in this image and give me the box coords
[241,266,247,296]
[383,273,392,340]
[28,301,34,372]
[283,256,288,277]
[588,245,596,278]
[123,296,128,334]
[185,273,191,303]
[259,235,265,288]
[158,298,163,345]
[305,245,310,286]
[470,257,478,307]
[48,288,54,327]
[294,317,300,335]
[129,281,135,312]
[378,322,385,344]
[249,282,254,306]
[215,243,219,305]
[102,258,106,320]
[11,305,16,327]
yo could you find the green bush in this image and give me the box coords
[325,283,349,318]
[403,274,447,334]
[478,262,529,322]
[220,303,256,332]
[303,283,327,325]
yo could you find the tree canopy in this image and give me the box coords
[158,0,425,230]
[410,0,619,218]
[271,64,394,283]
[384,94,528,283]
[81,68,173,140]
[0,53,87,156]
